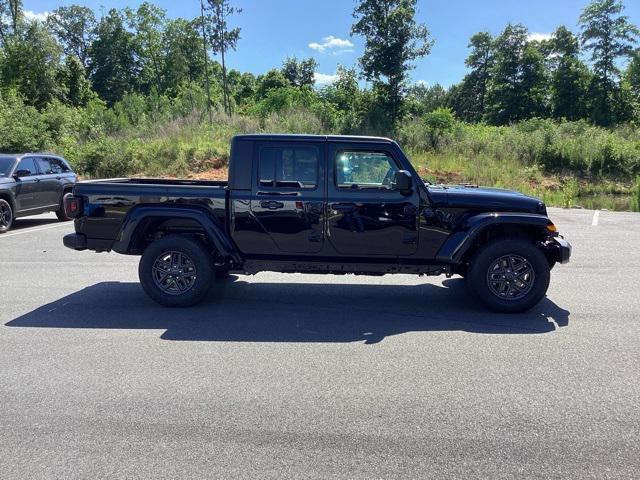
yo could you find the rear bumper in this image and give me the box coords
[551,237,571,264]
[63,233,87,251]
[63,233,113,252]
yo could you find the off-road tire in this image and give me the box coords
[139,235,214,307]
[467,238,550,313]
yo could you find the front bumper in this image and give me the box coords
[551,237,571,264]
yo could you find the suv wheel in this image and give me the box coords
[138,235,214,307]
[467,238,550,313]
[56,195,72,221]
[0,199,13,233]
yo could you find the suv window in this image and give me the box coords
[47,158,70,174]
[36,157,54,174]
[259,146,318,189]
[335,151,399,189]
[15,158,39,177]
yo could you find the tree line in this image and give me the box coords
[0,0,639,140]
[443,0,639,127]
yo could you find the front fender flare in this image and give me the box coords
[112,205,241,262]
[435,212,552,264]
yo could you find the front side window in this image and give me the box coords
[15,158,39,177]
[259,146,318,189]
[335,151,399,189]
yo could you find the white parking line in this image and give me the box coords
[0,223,69,239]
[592,210,600,226]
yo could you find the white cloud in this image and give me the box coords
[309,35,354,53]
[23,10,51,22]
[314,72,339,85]
[528,32,553,42]
[416,79,429,86]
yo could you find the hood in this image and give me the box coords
[0,176,14,186]
[427,184,546,214]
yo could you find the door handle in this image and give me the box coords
[260,200,285,210]
[34,178,40,182]
[331,203,356,212]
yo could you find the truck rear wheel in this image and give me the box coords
[138,235,214,307]
[467,238,550,313]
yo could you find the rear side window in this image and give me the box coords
[36,157,54,174]
[16,158,39,176]
[258,146,318,189]
[49,158,70,173]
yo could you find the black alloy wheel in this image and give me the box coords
[0,199,13,233]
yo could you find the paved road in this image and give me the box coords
[1,209,639,479]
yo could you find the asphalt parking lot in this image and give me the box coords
[1,208,639,479]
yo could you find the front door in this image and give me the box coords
[326,144,420,257]
[13,157,40,212]
[248,141,325,254]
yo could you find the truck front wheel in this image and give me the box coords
[138,235,214,307]
[466,238,550,313]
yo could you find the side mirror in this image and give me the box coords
[392,170,413,194]
[13,169,31,179]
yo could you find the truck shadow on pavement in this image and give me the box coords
[6,277,570,343]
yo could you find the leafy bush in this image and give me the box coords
[423,108,457,147]
[0,90,50,151]
[76,136,138,178]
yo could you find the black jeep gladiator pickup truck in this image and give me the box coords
[63,134,571,312]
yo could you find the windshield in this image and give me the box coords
[0,158,16,177]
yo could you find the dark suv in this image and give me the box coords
[0,153,77,233]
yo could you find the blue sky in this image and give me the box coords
[23,0,640,87]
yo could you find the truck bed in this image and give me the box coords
[72,177,229,246]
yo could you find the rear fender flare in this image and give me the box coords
[112,205,241,262]
[435,212,552,263]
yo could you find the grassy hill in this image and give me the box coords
[60,109,640,211]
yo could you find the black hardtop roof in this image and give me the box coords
[232,134,395,144]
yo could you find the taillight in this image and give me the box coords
[64,193,84,218]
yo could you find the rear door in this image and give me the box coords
[13,157,40,212]
[34,157,62,207]
[248,141,325,254]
